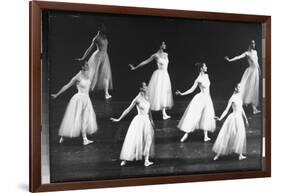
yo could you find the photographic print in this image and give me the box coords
[30,1,271,192]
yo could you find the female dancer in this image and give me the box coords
[76,24,113,99]
[51,61,98,146]
[129,41,173,120]
[111,82,155,167]
[213,83,248,160]
[176,62,216,142]
[225,40,261,114]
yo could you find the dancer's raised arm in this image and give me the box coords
[129,54,156,71]
[76,32,99,61]
[176,80,199,96]
[51,73,79,99]
[111,96,138,122]
[225,52,247,62]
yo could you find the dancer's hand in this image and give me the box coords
[214,116,220,121]
[129,64,136,71]
[75,58,84,61]
[224,56,230,62]
[110,117,120,122]
[51,94,57,99]
[175,90,182,96]
[151,121,155,128]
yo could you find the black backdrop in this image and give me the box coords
[44,10,262,101]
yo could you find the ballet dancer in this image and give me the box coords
[129,41,173,120]
[225,40,261,114]
[176,62,216,142]
[213,83,248,160]
[76,24,113,99]
[51,61,98,146]
[111,82,155,167]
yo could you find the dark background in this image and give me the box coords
[45,10,262,101]
[43,10,263,183]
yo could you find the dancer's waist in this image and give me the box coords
[76,91,89,95]
[136,113,149,117]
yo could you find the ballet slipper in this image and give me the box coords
[59,137,64,144]
[120,160,126,166]
[213,155,219,161]
[204,136,211,142]
[253,109,261,114]
[83,139,93,146]
[144,160,154,167]
[163,114,171,120]
[105,93,112,100]
[180,133,188,142]
[239,154,246,160]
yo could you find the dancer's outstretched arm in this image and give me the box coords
[111,97,138,122]
[129,54,155,70]
[225,52,247,62]
[217,100,232,121]
[76,32,99,61]
[242,108,249,126]
[51,73,79,99]
[176,80,198,96]
[148,110,155,128]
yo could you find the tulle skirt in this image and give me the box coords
[178,92,216,133]
[120,114,154,161]
[147,69,173,111]
[88,50,113,91]
[212,112,246,155]
[240,66,259,106]
[59,93,98,138]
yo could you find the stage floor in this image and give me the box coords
[49,99,263,183]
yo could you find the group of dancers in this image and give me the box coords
[51,25,261,167]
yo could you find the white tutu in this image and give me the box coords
[120,114,154,161]
[212,111,246,155]
[240,66,259,106]
[178,92,216,133]
[147,69,173,111]
[59,93,98,138]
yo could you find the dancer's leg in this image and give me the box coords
[82,131,93,146]
[104,78,112,99]
[204,131,211,142]
[162,108,171,120]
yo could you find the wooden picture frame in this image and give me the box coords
[30,0,271,192]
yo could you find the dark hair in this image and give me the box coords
[98,24,107,35]
[79,60,88,69]
[195,62,205,72]
[139,82,147,91]
[232,82,240,93]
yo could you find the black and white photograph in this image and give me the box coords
[37,4,268,187]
